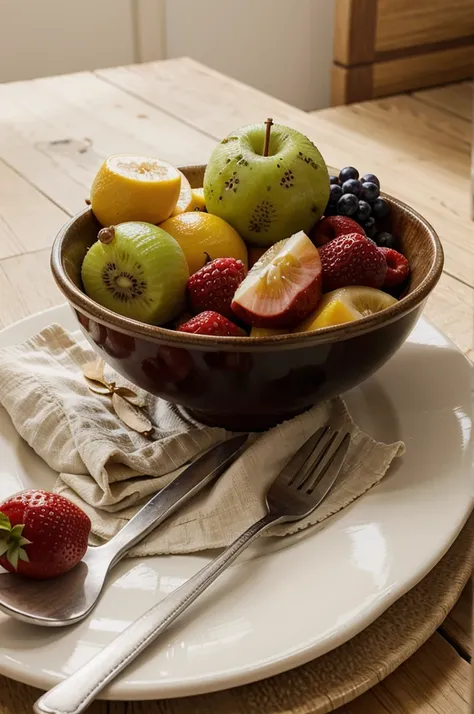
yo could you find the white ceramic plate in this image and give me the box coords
[0,306,472,700]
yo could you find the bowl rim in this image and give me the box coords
[51,190,444,350]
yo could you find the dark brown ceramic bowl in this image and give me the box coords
[51,165,443,431]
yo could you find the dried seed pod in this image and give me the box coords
[111,393,153,437]
[86,382,114,396]
[82,359,106,385]
[113,386,139,399]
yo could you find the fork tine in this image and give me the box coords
[279,426,328,485]
[290,427,337,489]
[303,432,351,498]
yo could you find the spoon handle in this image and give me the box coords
[99,433,247,567]
[34,511,279,714]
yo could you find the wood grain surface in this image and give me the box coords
[373,43,474,97]
[0,59,471,714]
[331,0,474,103]
[375,0,474,53]
[413,81,473,122]
[333,0,378,65]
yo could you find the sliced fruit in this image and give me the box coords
[250,326,288,337]
[231,230,322,328]
[90,155,181,226]
[294,286,397,332]
[160,212,248,276]
[171,178,208,214]
[190,187,206,211]
[81,221,189,325]
[170,171,193,216]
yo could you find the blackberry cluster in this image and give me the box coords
[326,167,396,248]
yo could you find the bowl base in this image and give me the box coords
[186,405,313,432]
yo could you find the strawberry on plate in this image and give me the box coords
[0,490,91,580]
[312,216,365,247]
[178,311,246,336]
[187,257,247,319]
[319,233,387,292]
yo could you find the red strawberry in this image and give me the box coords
[0,490,91,580]
[379,247,410,288]
[312,216,365,247]
[178,311,246,337]
[187,258,247,319]
[319,233,387,292]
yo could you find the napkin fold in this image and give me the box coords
[0,324,404,556]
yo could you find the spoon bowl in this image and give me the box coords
[0,435,247,627]
[0,550,105,626]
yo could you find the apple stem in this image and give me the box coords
[263,118,273,157]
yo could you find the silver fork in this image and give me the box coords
[34,426,350,714]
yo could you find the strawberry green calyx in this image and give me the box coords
[0,512,32,570]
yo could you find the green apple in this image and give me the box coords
[203,122,330,247]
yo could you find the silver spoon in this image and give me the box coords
[0,434,247,627]
[34,426,349,714]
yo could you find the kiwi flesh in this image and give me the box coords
[81,221,189,325]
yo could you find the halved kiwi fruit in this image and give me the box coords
[81,221,189,325]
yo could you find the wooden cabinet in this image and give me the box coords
[332,0,474,105]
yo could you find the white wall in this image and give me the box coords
[165,0,334,111]
[0,0,334,111]
[0,0,135,82]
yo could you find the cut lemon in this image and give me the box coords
[170,171,193,216]
[90,155,181,226]
[159,212,248,276]
[190,187,206,212]
[295,286,397,332]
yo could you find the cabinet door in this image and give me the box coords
[332,0,474,105]
[0,0,136,82]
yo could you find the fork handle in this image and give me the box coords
[34,511,282,714]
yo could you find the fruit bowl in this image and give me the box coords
[51,165,443,431]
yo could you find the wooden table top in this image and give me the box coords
[0,59,471,714]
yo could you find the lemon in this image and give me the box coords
[295,286,397,332]
[190,187,206,211]
[170,171,193,216]
[90,155,181,226]
[159,212,248,276]
[170,176,207,216]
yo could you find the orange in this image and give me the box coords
[160,212,248,276]
[90,155,181,226]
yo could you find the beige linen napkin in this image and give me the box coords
[0,324,404,556]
